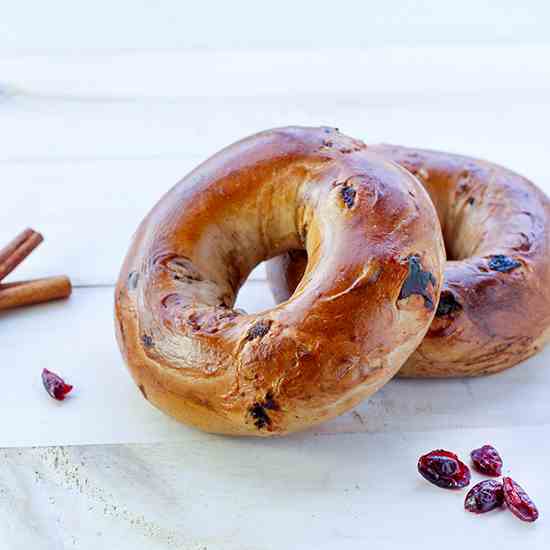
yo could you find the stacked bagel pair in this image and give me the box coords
[115,127,550,436]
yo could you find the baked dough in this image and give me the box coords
[115,128,445,435]
[268,145,550,377]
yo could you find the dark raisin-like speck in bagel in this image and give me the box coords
[488,255,521,272]
[341,186,356,208]
[435,290,462,317]
[399,256,436,309]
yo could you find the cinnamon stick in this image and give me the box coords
[0,276,72,311]
[0,228,44,282]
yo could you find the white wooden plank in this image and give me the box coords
[0,281,273,448]
[0,157,268,285]
[1,283,549,448]
[2,6,549,547]
[0,1,548,54]
[2,46,549,101]
[1,91,549,285]
[0,159,192,286]
[1,425,549,549]
[1,89,549,163]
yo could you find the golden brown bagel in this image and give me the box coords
[268,145,550,378]
[115,127,445,435]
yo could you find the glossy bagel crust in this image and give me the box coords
[115,127,445,436]
[268,144,550,377]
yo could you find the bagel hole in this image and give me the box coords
[442,225,479,262]
[234,247,310,313]
[233,261,277,314]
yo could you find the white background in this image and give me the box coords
[1,2,549,548]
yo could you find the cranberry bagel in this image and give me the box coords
[115,127,445,435]
[268,144,550,377]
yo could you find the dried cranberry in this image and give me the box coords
[503,477,539,522]
[42,369,73,401]
[464,480,504,514]
[417,449,471,489]
[470,444,503,476]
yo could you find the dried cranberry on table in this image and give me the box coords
[470,444,503,477]
[502,477,539,523]
[42,368,73,401]
[417,449,471,489]
[464,480,504,514]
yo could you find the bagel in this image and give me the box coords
[115,127,445,435]
[268,144,550,377]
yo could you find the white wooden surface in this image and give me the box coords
[1,3,550,548]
